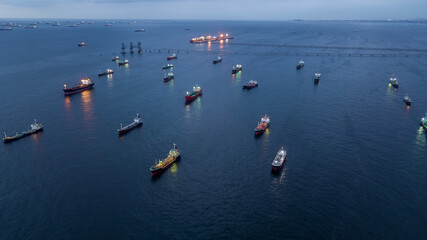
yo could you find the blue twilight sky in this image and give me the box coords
[0,0,425,20]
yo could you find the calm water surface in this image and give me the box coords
[0,20,426,239]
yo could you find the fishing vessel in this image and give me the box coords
[421,113,427,131]
[390,75,399,88]
[296,60,304,69]
[243,79,258,89]
[112,55,120,61]
[78,42,86,47]
[163,64,173,69]
[314,73,321,84]
[185,85,202,102]
[150,143,181,176]
[135,29,145,32]
[164,72,174,82]
[63,78,94,95]
[117,114,142,135]
[213,56,222,64]
[254,114,270,135]
[271,147,287,172]
[232,64,242,74]
[167,53,178,60]
[3,120,43,143]
[403,94,412,106]
[98,69,114,76]
[118,60,129,66]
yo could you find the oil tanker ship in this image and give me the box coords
[63,78,94,95]
[185,85,202,102]
[150,143,181,176]
[117,114,142,135]
[3,120,43,143]
[254,114,270,135]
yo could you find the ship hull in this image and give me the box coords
[167,56,177,60]
[314,79,320,84]
[243,84,257,89]
[185,90,202,102]
[98,72,113,76]
[3,128,43,143]
[164,77,174,82]
[255,125,268,135]
[232,69,241,74]
[63,83,94,96]
[391,83,398,88]
[296,65,303,69]
[272,156,287,172]
[404,101,411,106]
[213,60,222,64]
[118,122,142,135]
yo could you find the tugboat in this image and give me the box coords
[243,79,258,89]
[167,53,178,60]
[78,42,86,47]
[213,56,222,64]
[150,143,181,177]
[296,60,304,69]
[118,60,129,66]
[421,113,427,131]
[232,64,242,74]
[390,75,399,88]
[117,114,142,135]
[163,64,173,70]
[271,147,287,172]
[3,120,43,143]
[98,69,114,76]
[403,94,412,106]
[314,73,321,84]
[164,72,174,82]
[112,55,120,61]
[185,84,203,102]
[254,114,270,135]
[63,78,94,96]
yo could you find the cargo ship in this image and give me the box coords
[390,75,398,88]
[118,60,129,66]
[254,114,270,135]
[403,94,412,106]
[243,79,258,89]
[314,73,321,84]
[150,143,181,177]
[421,113,427,131]
[167,53,177,60]
[232,64,242,74]
[185,84,202,102]
[3,120,43,143]
[163,64,173,69]
[112,55,120,61]
[78,42,86,47]
[190,33,233,43]
[98,69,114,76]
[213,56,222,64]
[135,29,145,32]
[296,60,304,69]
[63,78,94,96]
[117,114,142,135]
[164,72,174,82]
[271,147,287,172]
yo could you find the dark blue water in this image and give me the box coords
[1,20,427,239]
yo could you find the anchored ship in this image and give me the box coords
[254,114,270,135]
[421,113,427,131]
[121,43,126,55]
[3,120,43,143]
[135,29,145,32]
[98,69,114,76]
[232,64,242,74]
[213,56,222,64]
[164,72,174,82]
[167,53,177,60]
[137,42,142,54]
[117,114,142,135]
[163,64,173,70]
[403,94,412,106]
[243,79,258,89]
[112,55,120,61]
[390,75,398,88]
[129,42,134,54]
[185,84,202,102]
[296,60,304,69]
[190,33,233,43]
[314,73,321,84]
[63,78,94,96]
[271,147,287,172]
[118,60,129,66]
[150,143,181,177]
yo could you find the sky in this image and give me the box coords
[0,0,426,20]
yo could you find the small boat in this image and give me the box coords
[117,114,142,135]
[164,72,174,82]
[98,69,114,76]
[254,114,270,135]
[167,53,178,60]
[403,94,412,106]
[185,84,203,102]
[314,73,321,84]
[243,79,258,89]
[150,143,181,177]
[296,60,304,69]
[421,113,427,131]
[232,64,242,74]
[271,147,287,172]
[63,78,94,96]
[213,56,222,64]
[163,64,173,69]
[135,29,145,32]
[3,120,43,143]
[390,75,399,88]
[78,42,86,47]
[118,60,129,66]
[112,55,120,61]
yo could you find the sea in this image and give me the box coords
[0,20,426,239]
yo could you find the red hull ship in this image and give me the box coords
[185,85,202,102]
[254,114,270,135]
[167,54,177,60]
[150,144,181,177]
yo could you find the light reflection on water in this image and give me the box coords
[80,90,94,123]
[107,74,113,89]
